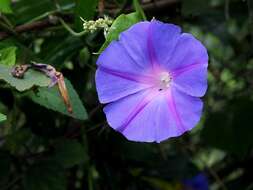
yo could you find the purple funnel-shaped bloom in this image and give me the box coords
[95,20,208,142]
[183,173,209,190]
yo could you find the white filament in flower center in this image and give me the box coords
[158,72,172,90]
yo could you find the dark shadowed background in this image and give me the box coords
[0,0,253,189]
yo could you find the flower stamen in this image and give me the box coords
[158,72,172,91]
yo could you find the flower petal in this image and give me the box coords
[104,87,203,142]
[95,68,152,103]
[166,33,208,97]
[165,33,208,71]
[149,20,182,68]
[166,87,203,137]
[96,41,148,74]
[96,37,156,103]
[119,21,152,69]
[172,63,208,97]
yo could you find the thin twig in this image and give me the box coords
[98,0,105,16]
[88,104,102,119]
[225,0,230,20]
[52,0,62,11]
[206,165,228,190]
[157,144,167,161]
[26,10,58,24]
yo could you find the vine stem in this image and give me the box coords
[58,18,86,37]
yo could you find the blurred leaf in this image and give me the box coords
[119,141,159,162]
[182,0,211,16]
[202,98,253,156]
[54,139,89,168]
[133,0,146,20]
[79,47,90,68]
[29,79,88,120]
[142,176,182,190]
[42,36,83,66]
[5,128,32,153]
[0,46,17,66]
[0,113,6,122]
[75,0,97,19]
[192,149,226,169]
[98,12,142,53]
[23,160,66,190]
[74,0,98,31]
[13,0,75,24]
[204,33,234,61]
[13,0,54,24]
[0,0,12,14]
[0,65,50,91]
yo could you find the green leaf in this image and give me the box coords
[23,160,66,190]
[0,65,50,91]
[74,0,98,31]
[0,46,17,66]
[0,113,6,122]
[0,0,13,14]
[54,139,89,168]
[98,12,142,53]
[133,0,147,20]
[29,79,88,120]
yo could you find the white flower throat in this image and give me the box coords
[158,72,172,91]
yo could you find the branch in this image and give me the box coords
[138,0,179,12]
[0,18,58,40]
[0,0,179,40]
[107,0,179,14]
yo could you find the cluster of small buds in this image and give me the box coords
[81,16,113,34]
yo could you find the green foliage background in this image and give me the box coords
[0,0,253,189]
